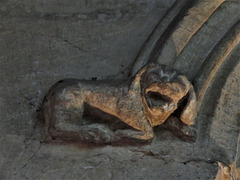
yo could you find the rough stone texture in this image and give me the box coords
[174,1,240,80]
[210,58,240,167]
[157,0,225,66]
[0,0,239,179]
[196,44,240,179]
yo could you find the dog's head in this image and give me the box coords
[139,64,197,127]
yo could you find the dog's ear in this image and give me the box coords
[129,65,149,92]
[180,85,197,125]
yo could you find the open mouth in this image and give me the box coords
[146,91,172,108]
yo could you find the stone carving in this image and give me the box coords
[43,64,197,143]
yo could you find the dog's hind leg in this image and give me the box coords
[44,82,117,144]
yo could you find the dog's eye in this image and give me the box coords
[146,91,172,107]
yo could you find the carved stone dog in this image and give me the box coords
[43,64,197,143]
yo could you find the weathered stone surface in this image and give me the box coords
[157,0,225,66]
[211,63,240,178]
[174,1,240,79]
[0,0,239,179]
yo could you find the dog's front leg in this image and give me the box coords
[163,116,197,142]
[114,92,154,141]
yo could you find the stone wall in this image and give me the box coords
[0,0,239,179]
